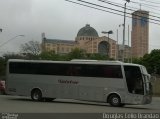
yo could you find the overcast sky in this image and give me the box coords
[0,0,160,56]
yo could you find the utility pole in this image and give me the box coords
[116,29,119,60]
[122,0,130,62]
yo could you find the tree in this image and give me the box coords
[86,53,110,60]
[20,41,41,56]
[145,50,160,74]
[67,48,86,60]
[132,49,160,75]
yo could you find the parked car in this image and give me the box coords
[0,80,5,95]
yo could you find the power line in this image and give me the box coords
[65,0,160,25]
[139,0,160,5]
[127,2,160,16]
[128,0,160,16]
[98,0,160,20]
[140,4,160,13]
[124,0,160,12]
[129,0,160,8]
[76,0,160,23]
[100,0,160,17]
[101,0,140,11]
[65,0,125,16]
[76,0,128,16]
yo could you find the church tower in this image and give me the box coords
[131,10,149,58]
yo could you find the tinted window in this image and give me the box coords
[9,62,69,76]
[9,62,122,78]
[81,65,122,78]
[102,65,123,78]
[124,66,144,95]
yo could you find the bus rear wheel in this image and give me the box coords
[108,94,121,107]
[31,89,42,101]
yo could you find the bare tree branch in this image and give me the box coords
[20,41,41,55]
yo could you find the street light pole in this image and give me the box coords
[102,30,113,42]
[102,30,113,38]
[122,0,130,62]
[0,35,25,48]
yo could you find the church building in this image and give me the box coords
[42,24,117,59]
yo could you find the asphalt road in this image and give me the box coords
[0,95,160,113]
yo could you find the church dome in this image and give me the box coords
[77,24,99,37]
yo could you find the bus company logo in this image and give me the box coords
[1,113,18,119]
[58,79,79,84]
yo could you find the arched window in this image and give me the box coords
[98,41,110,56]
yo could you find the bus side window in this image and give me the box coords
[103,65,122,78]
[103,68,113,78]
[67,67,73,76]
[67,66,81,76]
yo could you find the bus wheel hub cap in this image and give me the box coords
[113,98,118,103]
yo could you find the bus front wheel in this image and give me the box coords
[108,94,121,107]
[31,89,42,101]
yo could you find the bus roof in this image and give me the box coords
[8,59,142,66]
[123,62,143,67]
[71,59,123,63]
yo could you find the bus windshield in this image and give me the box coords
[124,66,144,95]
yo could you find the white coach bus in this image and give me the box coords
[6,59,152,107]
